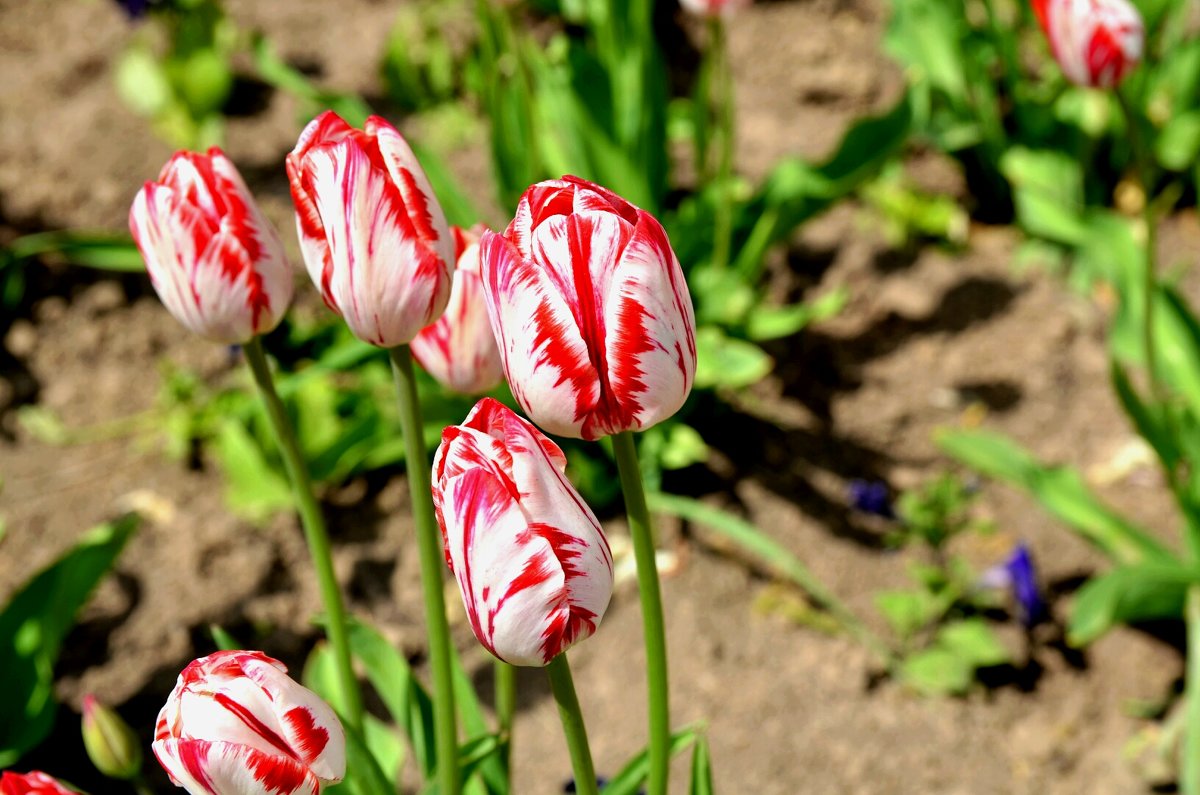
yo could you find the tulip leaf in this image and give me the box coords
[689,734,714,795]
[1067,563,1196,647]
[208,623,241,652]
[0,514,138,768]
[451,649,510,795]
[935,428,1171,566]
[5,230,144,272]
[600,726,700,795]
[343,619,438,779]
[214,419,293,524]
[303,643,402,795]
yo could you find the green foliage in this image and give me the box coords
[893,471,990,550]
[0,515,138,767]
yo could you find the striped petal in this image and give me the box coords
[433,398,612,665]
[298,139,450,346]
[153,740,319,795]
[1037,0,1142,87]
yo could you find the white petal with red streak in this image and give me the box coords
[481,233,599,438]
[442,466,571,666]
[368,117,454,271]
[131,185,213,339]
[302,140,449,346]
[153,739,320,795]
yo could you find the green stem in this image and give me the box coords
[495,659,516,782]
[132,774,155,795]
[545,654,599,795]
[611,432,670,795]
[388,345,460,795]
[1186,586,1200,795]
[242,338,363,731]
[709,15,735,273]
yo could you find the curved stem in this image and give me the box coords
[388,345,460,795]
[242,337,363,732]
[546,654,599,795]
[495,659,516,783]
[611,432,670,795]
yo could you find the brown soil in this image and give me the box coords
[2,1,1196,793]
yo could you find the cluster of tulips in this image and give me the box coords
[35,107,695,795]
[1,0,1148,792]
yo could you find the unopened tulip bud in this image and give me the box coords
[1032,0,1143,88]
[82,694,143,780]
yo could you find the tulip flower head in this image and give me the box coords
[1032,0,1144,88]
[153,650,345,795]
[130,148,294,344]
[411,224,504,394]
[481,177,697,441]
[679,0,751,17]
[0,772,75,795]
[432,398,614,666]
[287,111,454,347]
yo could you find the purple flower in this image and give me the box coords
[848,479,895,519]
[111,0,151,20]
[982,543,1047,628]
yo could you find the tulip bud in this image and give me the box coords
[152,650,346,795]
[480,176,697,440]
[287,111,454,347]
[81,694,143,780]
[1032,0,1143,89]
[130,148,295,344]
[0,772,75,795]
[411,224,504,394]
[432,398,614,666]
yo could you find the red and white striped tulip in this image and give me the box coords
[152,650,345,795]
[130,148,294,344]
[411,224,504,394]
[0,772,75,795]
[480,177,697,441]
[679,0,752,17]
[432,398,614,666]
[287,111,454,347]
[1032,0,1144,88]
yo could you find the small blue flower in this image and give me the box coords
[848,479,895,519]
[111,0,151,20]
[982,543,1047,628]
[564,777,616,793]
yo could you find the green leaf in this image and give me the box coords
[114,46,173,117]
[1067,562,1196,646]
[7,231,144,272]
[744,288,849,342]
[935,619,1010,667]
[450,649,509,795]
[0,514,139,767]
[1156,110,1200,172]
[601,726,699,795]
[344,619,437,779]
[214,419,292,523]
[689,734,714,795]
[899,647,974,696]
[693,327,773,390]
[1110,358,1180,473]
[659,424,708,471]
[1000,148,1088,246]
[936,428,1170,565]
[874,590,940,641]
[208,624,241,651]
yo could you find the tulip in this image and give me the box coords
[432,397,614,666]
[287,111,454,347]
[82,694,143,780]
[411,225,504,394]
[1032,0,1143,89]
[0,773,75,795]
[152,650,345,795]
[130,148,294,344]
[480,177,697,441]
[679,0,751,17]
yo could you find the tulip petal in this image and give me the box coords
[131,184,215,337]
[300,139,449,346]
[481,232,599,438]
[153,739,320,795]
[599,212,697,436]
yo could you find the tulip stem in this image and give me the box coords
[495,659,517,782]
[612,431,671,795]
[546,654,599,795]
[388,345,461,795]
[242,337,363,733]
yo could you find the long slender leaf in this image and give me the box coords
[689,734,714,795]
[601,727,699,795]
[0,514,139,767]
